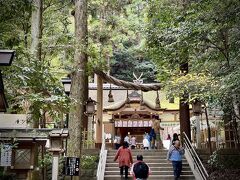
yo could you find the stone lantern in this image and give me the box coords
[48,129,68,180]
[48,129,68,152]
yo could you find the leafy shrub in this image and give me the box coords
[208,150,240,170]
[81,155,99,169]
[208,151,224,169]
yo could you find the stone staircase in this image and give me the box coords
[104,149,195,180]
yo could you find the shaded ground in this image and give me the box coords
[208,169,240,180]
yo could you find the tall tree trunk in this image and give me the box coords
[232,94,240,149]
[179,63,191,141]
[30,0,42,129]
[67,0,88,179]
[179,0,191,142]
[30,0,42,61]
[29,1,43,179]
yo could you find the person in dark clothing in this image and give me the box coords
[149,128,156,149]
[172,133,179,145]
[131,155,151,180]
[166,134,171,140]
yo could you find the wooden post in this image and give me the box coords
[96,75,103,148]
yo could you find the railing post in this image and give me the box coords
[97,132,107,180]
[183,132,209,180]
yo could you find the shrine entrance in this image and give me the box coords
[117,127,151,144]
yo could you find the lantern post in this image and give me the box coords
[48,129,68,180]
[192,100,202,148]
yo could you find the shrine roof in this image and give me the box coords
[88,83,179,111]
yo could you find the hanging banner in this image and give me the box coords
[133,121,138,127]
[114,120,152,127]
[138,121,143,127]
[123,121,128,127]
[143,121,149,127]
[128,121,133,127]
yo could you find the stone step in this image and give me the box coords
[104,175,195,180]
[105,166,191,171]
[108,150,168,153]
[108,149,168,152]
[105,170,193,175]
[105,149,195,179]
[106,159,188,163]
[105,162,191,168]
[107,155,168,158]
[108,150,168,152]
[107,152,169,156]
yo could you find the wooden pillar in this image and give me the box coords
[96,75,103,148]
[27,143,40,180]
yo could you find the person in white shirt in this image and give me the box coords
[124,135,130,145]
[131,136,137,149]
[114,135,121,149]
[143,137,150,150]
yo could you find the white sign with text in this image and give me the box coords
[0,144,12,166]
[0,114,29,128]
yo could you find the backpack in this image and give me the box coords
[133,161,149,179]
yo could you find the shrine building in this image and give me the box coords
[89,82,180,144]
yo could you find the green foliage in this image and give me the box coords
[1,0,239,128]
[111,51,157,82]
[208,151,224,169]
[166,73,218,103]
[208,150,240,170]
[146,0,240,109]
[88,0,157,82]
[0,0,32,48]
[39,152,52,168]
[81,155,99,169]
[0,168,15,180]
[0,0,71,124]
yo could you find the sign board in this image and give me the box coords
[0,114,29,128]
[0,144,12,166]
[63,157,80,176]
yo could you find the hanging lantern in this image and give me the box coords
[125,89,130,107]
[192,100,202,115]
[169,96,175,103]
[85,97,97,116]
[108,84,114,102]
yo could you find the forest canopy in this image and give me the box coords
[0,0,240,130]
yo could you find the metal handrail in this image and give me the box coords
[96,133,107,180]
[183,132,209,180]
